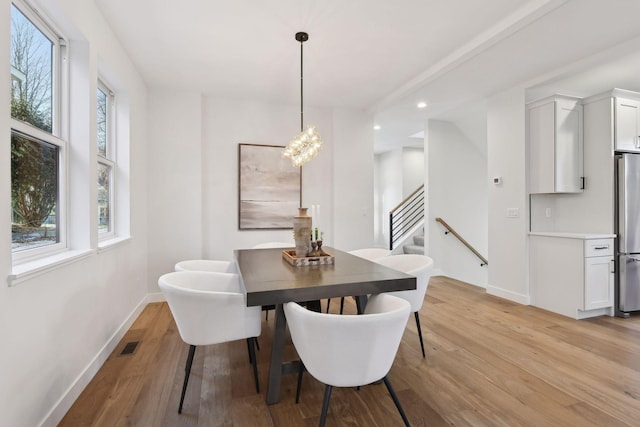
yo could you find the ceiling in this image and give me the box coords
[94,0,640,152]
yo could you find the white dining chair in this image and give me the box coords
[158,271,261,413]
[349,247,391,260]
[285,293,412,426]
[327,248,392,314]
[252,241,294,249]
[375,254,434,358]
[174,259,237,273]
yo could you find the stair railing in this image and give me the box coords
[389,185,424,250]
[435,217,488,266]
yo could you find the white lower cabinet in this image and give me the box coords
[584,255,614,311]
[530,233,614,319]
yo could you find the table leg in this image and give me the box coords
[266,303,286,404]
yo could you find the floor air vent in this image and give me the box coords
[119,341,140,356]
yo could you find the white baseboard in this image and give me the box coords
[486,285,531,305]
[40,293,153,427]
[147,291,166,303]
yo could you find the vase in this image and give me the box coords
[293,207,312,258]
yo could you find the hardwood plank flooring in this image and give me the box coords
[60,276,640,426]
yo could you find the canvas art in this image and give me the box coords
[238,144,301,229]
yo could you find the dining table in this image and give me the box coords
[234,246,416,405]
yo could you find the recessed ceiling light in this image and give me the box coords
[417,102,427,109]
[373,124,381,130]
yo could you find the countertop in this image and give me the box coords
[529,231,616,239]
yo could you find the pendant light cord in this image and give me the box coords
[300,39,304,133]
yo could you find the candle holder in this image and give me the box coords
[316,240,327,256]
[310,240,319,257]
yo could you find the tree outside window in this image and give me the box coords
[10,3,60,252]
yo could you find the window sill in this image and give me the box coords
[98,235,132,253]
[9,248,96,287]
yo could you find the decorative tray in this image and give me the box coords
[282,250,335,266]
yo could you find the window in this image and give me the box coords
[97,81,115,238]
[10,1,66,258]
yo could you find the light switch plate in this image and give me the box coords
[506,207,519,218]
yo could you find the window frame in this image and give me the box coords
[10,0,69,264]
[97,79,116,240]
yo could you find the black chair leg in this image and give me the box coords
[247,337,260,393]
[179,345,196,414]
[295,361,305,403]
[382,376,411,426]
[246,338,253,364]
[326,298,331,313]
[339,297,345,314]
[414,311,426,358]
[319,384,333,427]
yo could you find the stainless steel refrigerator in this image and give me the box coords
[616,153,640,313]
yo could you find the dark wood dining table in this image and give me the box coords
[234,246,416,404]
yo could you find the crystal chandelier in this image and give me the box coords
[283,32,322,167]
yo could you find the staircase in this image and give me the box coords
[402,233,424,255]
[390,185,424,251]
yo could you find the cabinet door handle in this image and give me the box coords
[580,177,585,190]
[593,246,609,250]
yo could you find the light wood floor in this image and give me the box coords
[60,276,640,426]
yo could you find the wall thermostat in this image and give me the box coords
[493,176,502,185]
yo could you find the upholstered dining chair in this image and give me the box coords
[375,254,434,358]
[252,242,294,249]
[158,271,261,413]
[174,259,237,273]
[284,293,412,427]
[326,247,392,314]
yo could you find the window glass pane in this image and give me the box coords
[98,162,111,233]
[11,130,59,251]
[97,87,107,157]
[10,4,54,133]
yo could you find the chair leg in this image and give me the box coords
[295,361,305,404]
[319,384,333,427]
[247,337,260,393]
[265,309,269,321]
[178,345,196,414]
[339,297,345,314]
[382,376,411,426]
[414,311,426,358]
[326,298,331,313]
[246,338,253,364]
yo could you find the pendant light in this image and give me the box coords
[283,32,322,167]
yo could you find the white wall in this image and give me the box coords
[332,108,375,250]
[402,146,425,197]
[374,149,403,246]
[373,146,425,247]
[200,98,334,261]
[427,120,488,286]
[147,91,203,292]
[487,86,530,304]
[145,96,375,282]
[0,1,149,426]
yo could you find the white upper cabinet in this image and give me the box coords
[615,97,640,152]
[528,95,584,194]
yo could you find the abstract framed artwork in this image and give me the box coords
[238,143,301,229]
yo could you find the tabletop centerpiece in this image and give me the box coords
[284,207,334,266]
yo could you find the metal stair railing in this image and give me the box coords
[389,185,424,250]
[435,217,488,266]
